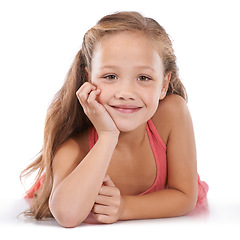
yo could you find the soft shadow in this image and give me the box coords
[187,198,210,220]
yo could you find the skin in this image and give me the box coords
[49,32,198,227]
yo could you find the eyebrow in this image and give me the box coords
[101,65,155,72]
[100,65,119,70]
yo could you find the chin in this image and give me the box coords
[114,121,146,133]
[114,122,134,133]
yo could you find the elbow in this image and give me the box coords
[52,208,86,228]
[182,193,198,216]
[49,200,87,228]
[171,188,198,217]
[185,197,197,215]
[56,214,84,228]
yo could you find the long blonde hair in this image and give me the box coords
[21,11,187,219]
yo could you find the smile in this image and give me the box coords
[110,105,143,114]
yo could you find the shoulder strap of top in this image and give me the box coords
[147,119,166,151]
[139,120,167,195]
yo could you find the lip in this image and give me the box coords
[110,105,143,114]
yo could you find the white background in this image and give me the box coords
[0,0,239,238]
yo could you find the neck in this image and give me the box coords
[116,122,148,151]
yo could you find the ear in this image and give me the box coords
[159,72,171,100]
[85,67,91,82]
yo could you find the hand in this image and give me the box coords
[76,82,119,137]
[92,175,124,224]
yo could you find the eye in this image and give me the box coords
[103,74,117,80]
[138,75,151,81]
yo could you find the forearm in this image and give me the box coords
[49,134,118,227]
[120,189,197,220]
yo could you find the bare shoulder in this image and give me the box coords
[158,94,188,114]
[53,130,88,162]
[51,130,89,190]
[153,95,197,204]
[152,94,190,145]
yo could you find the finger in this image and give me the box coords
[95,194,112,206]
[76,82,96,102]
[76,82,96,97]
[103,175,115,187]
[76,84,98,115]
[93,213,112,224]
[99,186,112,196]
[99,185,119,198]
[85,89,106,117]
[92,203,112,215]
[87,89,101,108]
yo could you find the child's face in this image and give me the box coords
[88,31,169,132]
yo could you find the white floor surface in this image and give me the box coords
[1,196,239,240]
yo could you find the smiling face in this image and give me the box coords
[88,31,170,132]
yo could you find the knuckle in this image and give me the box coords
[95,214,101,222]
[93,204,100,213]
[95,195,101,203]
[87,96,94,104]
[77,92,85,101]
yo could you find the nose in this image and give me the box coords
[115,81,136,101]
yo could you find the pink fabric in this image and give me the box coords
[24,175,45,198]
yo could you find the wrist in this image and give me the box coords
[98,131,119,146]
[119,195,130,221]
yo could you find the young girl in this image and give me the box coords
[21,11,208,227]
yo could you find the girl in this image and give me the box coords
[21,11,208,227]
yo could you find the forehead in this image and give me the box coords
[91,31,163,71]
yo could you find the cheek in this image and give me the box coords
[146,86,161,102]
[142,91,159,110]
[150,95,160,109]
[147,90,161,111]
